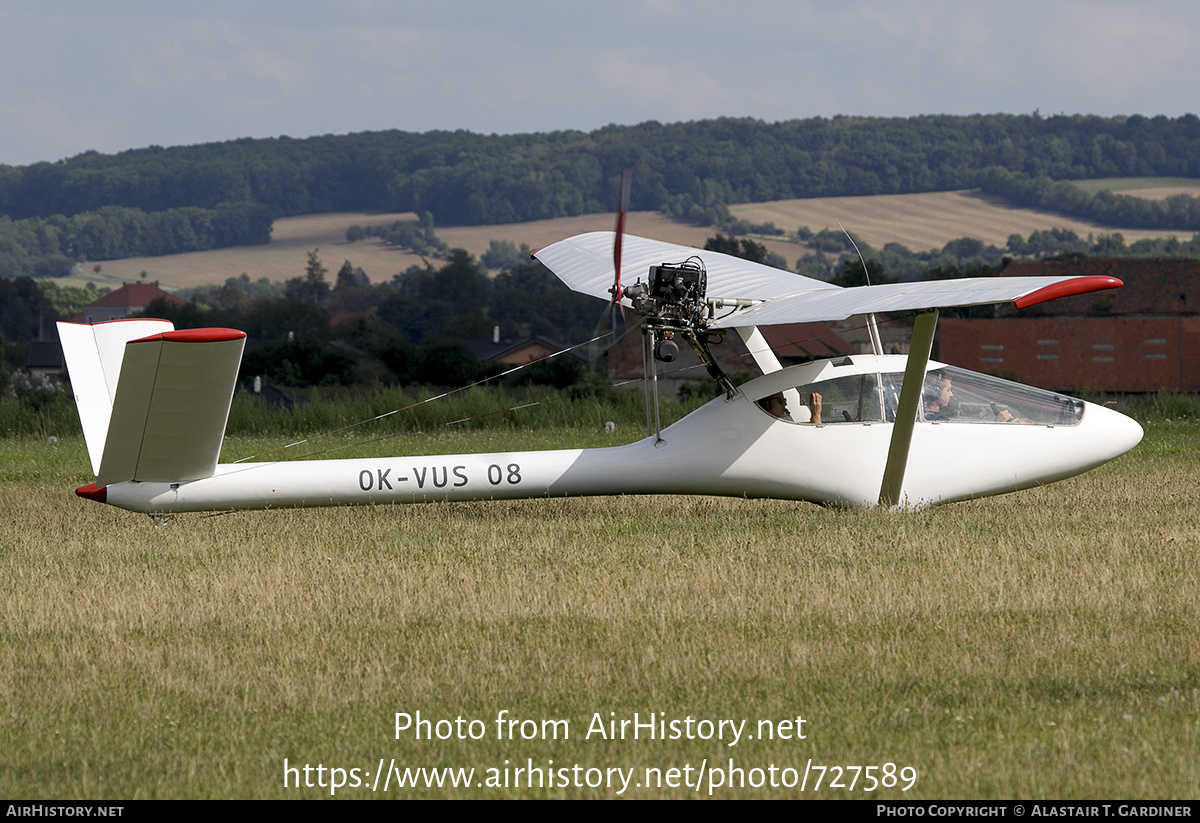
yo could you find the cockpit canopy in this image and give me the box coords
[751,359,1084,427]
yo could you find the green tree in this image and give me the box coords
[334,259,366,290]
[0,278,52,344]
[481,240,532,270]
[1091,233,1128,256]
[830,257,895,288]
[704,234,769,264]
[285,248,331,304]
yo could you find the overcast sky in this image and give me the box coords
[2,0,1199,167]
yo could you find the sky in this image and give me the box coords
[2,0,1199,167]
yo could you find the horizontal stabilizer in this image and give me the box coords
[97,329,246,486]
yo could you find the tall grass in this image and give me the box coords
[1123,388,1200,421]
[0,391,80,439]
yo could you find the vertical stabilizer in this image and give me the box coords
[96,328,246,486]
[57,319,176,476]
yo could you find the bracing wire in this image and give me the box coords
[231,328,616,464]
[232,296,921,465]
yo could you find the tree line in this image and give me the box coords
[0,201,272,279]
[978,167,1200,231]
[3,113,1200,236]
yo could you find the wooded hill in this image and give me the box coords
[3,113,1200,279]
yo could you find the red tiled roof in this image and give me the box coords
[86,282,184,309]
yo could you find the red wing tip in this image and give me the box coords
[130,328,247,344]
[75,483,108,503]
[1013,276,1123,310]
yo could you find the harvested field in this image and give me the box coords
[85,190,1190,291]
[728,190,1179,252]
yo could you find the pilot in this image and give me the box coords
[923,375,953,421]
[758,392,822,425]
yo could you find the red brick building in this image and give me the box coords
[940,259,1200,392]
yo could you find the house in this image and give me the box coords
[940,259,1200,392]
[24,340,66,381]
[72,281,184,324]
[464,328,587,368]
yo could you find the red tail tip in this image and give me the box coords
[75,483,108,503]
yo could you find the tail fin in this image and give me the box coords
[58,319,176,475]
[58,321,247,485]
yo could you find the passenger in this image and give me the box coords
[758,392,822,424]
[923,375,953,421]
[758,393,791,421]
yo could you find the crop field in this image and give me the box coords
[1,396,1198,799]
[726,190,1187,253]
[84,188,1193,292]
[1067,177,1200,198]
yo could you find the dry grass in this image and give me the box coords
[2,421,1198,799]
[83,188,1196,291]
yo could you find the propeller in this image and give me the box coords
[611,165,632,319]
[587,166,633,371]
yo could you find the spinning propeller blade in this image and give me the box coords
[611,165,632,318]
[587,167,633,370]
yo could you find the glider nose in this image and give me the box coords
[1114,408,1144,455]
[1087,402,1143,461]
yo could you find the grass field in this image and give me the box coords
[1,399,1197,799]
[81,187,1197,292]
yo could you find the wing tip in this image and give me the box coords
[1013,276,1123,310]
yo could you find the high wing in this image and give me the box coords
[534,232,1122,326]
[533,231,832,305]
[709,275,1122,328]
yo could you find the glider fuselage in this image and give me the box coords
[78,355,1143,514]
